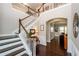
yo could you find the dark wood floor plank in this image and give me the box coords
[36,39,67,56]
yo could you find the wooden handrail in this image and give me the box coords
[20,12,39,21]
[20,15,31,21]
[19,19,28,34]
[22,3,38,13]
[20,3,45,21]
[38,3,45,11]
[37,3,45,16]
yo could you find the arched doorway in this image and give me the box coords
[46,18,68,55]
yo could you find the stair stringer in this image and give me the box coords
[19,32,32,56]
[18,18,39,56]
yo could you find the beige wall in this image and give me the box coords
[0,3,28,34]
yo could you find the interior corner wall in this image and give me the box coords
[0,3,28,34]
[46,22,51,43]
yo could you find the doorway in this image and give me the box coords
[46,18,68,55]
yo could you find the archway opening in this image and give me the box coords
[46,18,68,56]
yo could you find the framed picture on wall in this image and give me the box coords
[40,25,44,31]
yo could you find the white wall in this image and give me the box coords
[71,3,79,51]
[38,4,71,46]
[65,3,79,56]
[0,3,28,34]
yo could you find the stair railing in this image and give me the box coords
[18,3,45,36]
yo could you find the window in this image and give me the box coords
[59,26,64,33]
[59,26,67,34]
[65,26,67,34]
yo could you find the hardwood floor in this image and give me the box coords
[36,39,67,56]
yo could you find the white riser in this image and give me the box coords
[16,50,26,56]
[0,41,22,50]
[0,38,20,44]
[0,34,17,37]
[0,45,24,56]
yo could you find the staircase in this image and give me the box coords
[0,34,28,56]
[0,6,39,56]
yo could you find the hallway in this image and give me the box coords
[36,39,67,56]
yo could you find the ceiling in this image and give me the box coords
[26,3,42,10]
